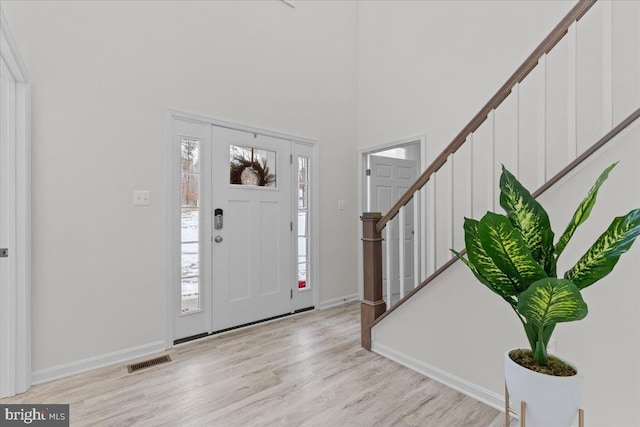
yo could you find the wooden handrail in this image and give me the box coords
[376,0,597,234]
[369,107,640,330]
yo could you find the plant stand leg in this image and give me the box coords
[579,409,584,427]
[520,401,526,427]
[505,383,510,427]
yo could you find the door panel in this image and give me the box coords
[211,127,292,332]
[369,155,417,304]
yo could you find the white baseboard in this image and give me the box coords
[31,341,166,385]
[371,341,505,412]
[318,294,359,310]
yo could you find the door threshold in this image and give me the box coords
[173,307,315,346]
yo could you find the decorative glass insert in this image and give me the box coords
[230,145,277,187]
[297,156,310,290]
[181,138,200,313]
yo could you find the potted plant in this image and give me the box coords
[452,163,640,427]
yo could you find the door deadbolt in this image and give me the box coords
[214,236,223,243]
[214,208,223,230]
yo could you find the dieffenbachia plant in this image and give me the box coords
[453,163,640,366]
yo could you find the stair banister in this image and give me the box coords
[361,0,598,349]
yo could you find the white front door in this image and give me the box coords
[172,117,305,342]
[211,126,293,332]
[368,155,417,305]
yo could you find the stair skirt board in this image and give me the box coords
[370,341,504,413]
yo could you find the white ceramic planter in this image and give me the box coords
[505,350,582,427]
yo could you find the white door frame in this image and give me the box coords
[0,10,31,399]
[164,108,319,348]
[356,134,426,300]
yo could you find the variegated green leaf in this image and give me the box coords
[461,218,519,298]
[499,166,555,272]
[477,212,547,292]
[565,209,640,289]
[555,162,617,258]
[451,248,517,305]
[517,278,588,328]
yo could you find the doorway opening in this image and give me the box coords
[357,135,426,304]
[0,11,31,399]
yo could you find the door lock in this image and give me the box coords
[214,236,223,243]
[0,248,8,258]
[214,208,224,230]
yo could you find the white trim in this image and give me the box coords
[0,8,31,399]
[317,294,359,310]
[371,341,504,413]
[165,108,317,145]
[165,108,319,348]
[357,134,427,300]
[31,341,166,386]
[292,142,320,311]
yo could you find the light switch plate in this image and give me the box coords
[133,190,150,206]
[338,200,345,210]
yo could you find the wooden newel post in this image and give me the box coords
[361,212,386,350]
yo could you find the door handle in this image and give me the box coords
[214,236,223,243]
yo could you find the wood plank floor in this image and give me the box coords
[2,302,512,426]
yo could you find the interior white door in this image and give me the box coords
[368,155,417,305]
[0,53,17,398]
[211,126,292,331]
[173,118,212,341]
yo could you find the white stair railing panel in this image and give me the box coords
[538,54,548,189]
[602,0,613,132]
[385,225,392,307]
[452,139,472,252]
[425,179,436,277]
[494,85,520,189]
[518,56,546,191]
[545,32,571,179]
[433,159,453,270]
[568,21,579,162]
[612,0,640,124]
[576,1,606,155]
[470,111,495,220]
[413,190,420,289]
[419,185,427,283]
[398,206,405,300]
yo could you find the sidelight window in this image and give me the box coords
[181,138,201,313]
[297,156,310,290]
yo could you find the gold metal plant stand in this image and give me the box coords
[505,383,585,427]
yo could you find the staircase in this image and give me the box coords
[361,0,640,424]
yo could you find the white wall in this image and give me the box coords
[357,0,575,156]
[2,1,359,373]
[372,121,640,426]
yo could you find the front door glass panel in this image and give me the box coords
[229,145,277,187]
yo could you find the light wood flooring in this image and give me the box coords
[2,302,512,426]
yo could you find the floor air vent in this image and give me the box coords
[127,355,171,373]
